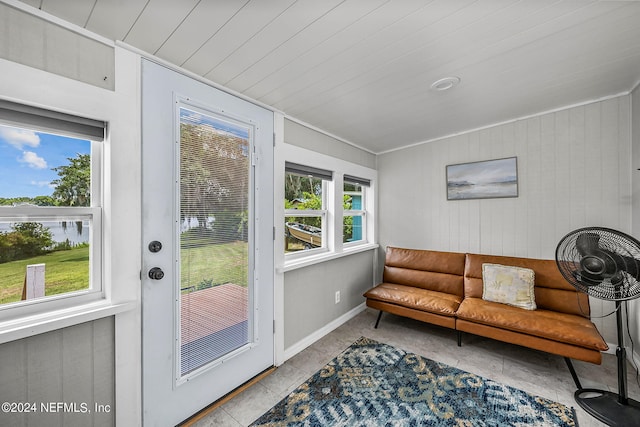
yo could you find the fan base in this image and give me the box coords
[575,389,640,426]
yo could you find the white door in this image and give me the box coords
[141,59,274,426]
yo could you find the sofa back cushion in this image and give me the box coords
[383,247,466,297]
[465,253,590,317]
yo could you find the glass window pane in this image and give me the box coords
[343,215,364,243]
[0,219,90,306]
[284,172,323,210]
[343,180,365,243]
[343,181,362,195]
[0,123,94,308]
[179,107,251,376]
[285,217,323,252]
[0,124,92,205]
[343,182,363,210]
[284,169,326,254]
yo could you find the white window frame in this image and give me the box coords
[343,177,368,248]
[284,170,329,259]
[0,106,104,320]
[280,144,376,271]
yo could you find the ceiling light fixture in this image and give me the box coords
[431,76,461,91]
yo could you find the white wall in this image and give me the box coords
[284,118,377,169]
[283,250,374,350]
[0,2,114,90]
[377,95,633,344]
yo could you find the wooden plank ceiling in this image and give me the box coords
[15,0,640,153]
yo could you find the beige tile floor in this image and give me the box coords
[193,308,640,426]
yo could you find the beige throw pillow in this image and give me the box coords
[482,263,536,310]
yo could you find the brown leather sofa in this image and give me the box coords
[364,247,608,375]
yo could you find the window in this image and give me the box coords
[284,162,331,254]
[0,100,103,312]
[343,175,370,245]
[280,143,376,269]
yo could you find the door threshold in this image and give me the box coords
[178,366,277,426]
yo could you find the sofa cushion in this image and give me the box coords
[465,253,590,316]
[364,283,462,317]
[456,297,608,351]
[482,263,536,310]
[383,247,466,297]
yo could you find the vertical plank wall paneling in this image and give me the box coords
[377,95,633,344]
[0,317,115,427]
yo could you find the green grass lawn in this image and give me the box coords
[0,246,89,305]
[180,240,248,290]
[0,240,248,305]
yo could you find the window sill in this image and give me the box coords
[0,299,137,344]
[279,243,379,273]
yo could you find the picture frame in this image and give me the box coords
[446,157,518,200]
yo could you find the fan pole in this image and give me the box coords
[615,300,628,405]
[574,301,640,426]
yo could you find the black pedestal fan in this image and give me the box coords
[556,227,640,426]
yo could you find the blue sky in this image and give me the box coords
[180,107,250,140]
[0,124,90,198]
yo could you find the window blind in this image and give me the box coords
[285,161,333,181]
[344,174,371,187]
[0,99,105,141]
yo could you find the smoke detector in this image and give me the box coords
[431,76,461,91]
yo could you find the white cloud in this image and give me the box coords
[19,151,47,169]
[0,126,40,149]
[31,180,54,188]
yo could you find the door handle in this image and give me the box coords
[148,267,165,280]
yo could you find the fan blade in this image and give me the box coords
[576,232,601,256]
[611,253,640,281]
[576,231,640,282]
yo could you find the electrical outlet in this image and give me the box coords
[335,291,341,304]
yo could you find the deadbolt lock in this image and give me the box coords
[148,241,163,253]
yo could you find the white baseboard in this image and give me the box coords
[283,303,367,362]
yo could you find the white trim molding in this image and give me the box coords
[283,303,367,362]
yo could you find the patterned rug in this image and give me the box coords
[251,337,577,426]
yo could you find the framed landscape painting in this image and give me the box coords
[446,157,518,200]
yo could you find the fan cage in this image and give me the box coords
[556,227,640,301]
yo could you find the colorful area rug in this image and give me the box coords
[251,337,576,426]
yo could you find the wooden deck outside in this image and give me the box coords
[180,283,248,346]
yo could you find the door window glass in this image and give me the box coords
[179,107,252,376]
